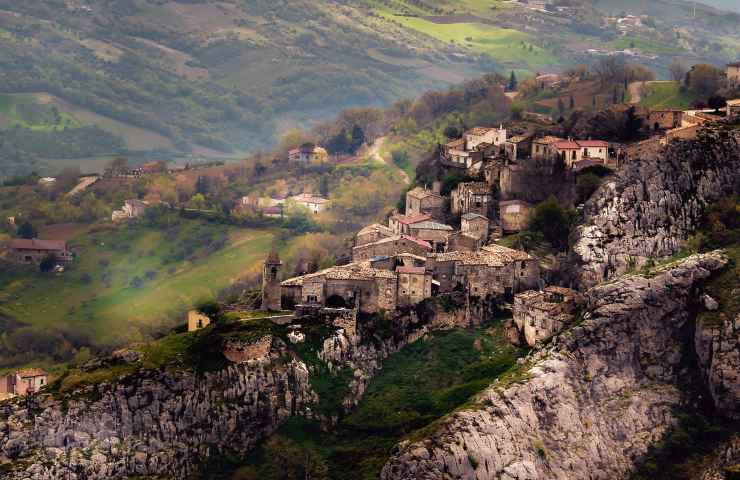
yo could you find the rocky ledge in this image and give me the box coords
[381,252,735,480]
[571,126,739,289]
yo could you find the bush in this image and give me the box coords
[527,197,577,251]
[576,173,602,204]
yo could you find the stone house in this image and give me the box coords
[461,213,490,241]
[397,266,433,307]
[503,135,532,161]
[648,110,683,131]
[369,253,426,271]
[289,193,329,214]
[288,144,328,163]
[531,136,563,159]
[727,99,740,117]
[405,185,444,218]
[407,221,454,252]
[355,223,394,247]
[427,244,539,298]
[464,126,507,151]
[499,200,532,233]
[281,263,399,313]
[262,251,282,311]
[7,239,73,265]
[187,310,211,332]
[445,232,482,253]
[112,199,149,221]
[727,62,740,87]
[441,126,507,169]
[513,287,582,346]
[451,182,492,217]
[0,368,49,398]
[352,235,432,262]
[389,213,432,235]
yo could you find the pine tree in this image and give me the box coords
[557,97,565,116]
[569,95,575,110]
[508,71,518,91]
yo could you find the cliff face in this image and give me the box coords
[571,128,739,289]
[381,252,731,480]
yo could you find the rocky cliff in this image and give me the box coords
[571,126,739,289]
[381,252,734,480]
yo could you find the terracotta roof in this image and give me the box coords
[553,141,580,150]
[433,250,505,267]
[467,127,494,135]
[446,138,465,148]
[8,239,67,251]
[534,136,563,145]
[16,368,47,378]
[392,213,432,225]
[397,266,426,275]
[576,140,609,148]
[282,262,398,286]
[481,243,533,261]
[409,221,454,231]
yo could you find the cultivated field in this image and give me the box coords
[639,81,698,109]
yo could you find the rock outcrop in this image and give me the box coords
[696,310,740,420]
[571,127,739,289]
[381,252,731,480]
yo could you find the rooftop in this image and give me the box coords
[397,266,427,275]
[462,212,489,221]
[357,223,393,236]
[282,262,398,286]
[499,199,532,207]
[407,187,442,200]
[391,213,432,225]
[8,238,67,251]
[576,140,609,148]
[534,136,563,145]
[457,182,490,195]
[553,140,580,150]
[481,243,533,262]
[445,138,465,149]
[291,193,329,204]
[409,221,454,231]
[16,368,48,378]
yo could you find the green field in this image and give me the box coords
[0,221,277,347]
[376,11,558,72]
[0,93,81,132]
[639,81,697,109]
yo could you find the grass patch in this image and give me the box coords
[215,320,525,479]
[639,82,697,109]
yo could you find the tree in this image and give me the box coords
[557,97,565,116]
[348,124,365,154]
[39,254,57,273]
[686,64,723,97]
[576,173,603,204]
[527,197,576,252]
[707,95,726,113]
[443,125,461,139]
[668,60,688,82]
[17,221,37,239]
[508,70,518,91]
[569,95,575,110]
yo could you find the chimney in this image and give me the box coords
[432,181,442,195]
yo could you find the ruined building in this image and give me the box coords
[261,251,282,311]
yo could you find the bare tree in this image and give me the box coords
[668,60,688,83]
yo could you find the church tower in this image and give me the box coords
[261,250,282,311]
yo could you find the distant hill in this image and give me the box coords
[695,0,740,14]
[0,0,738,178]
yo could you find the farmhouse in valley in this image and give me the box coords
[112,199,150,221]
[288,144,328,163]
[7,239,73,265]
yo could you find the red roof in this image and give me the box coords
[394,213,432,225]
[553,141,580,149]
[400,235,432,250]
[576,140,608,148]
[9,239,67,251]
[397,266,426,275]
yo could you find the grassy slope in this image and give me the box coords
[226,322,526,480]
[639,81,698,109]
[0,222,276,346]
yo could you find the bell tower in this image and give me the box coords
[261,250,282,311]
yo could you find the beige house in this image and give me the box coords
[531,136,563,159]
[727,99,740,117]
[389,213,432,235]
[112,199,149,221]
[288,144,328,163]
[464,126,507,151]
[290,193,329,214]
[405,186,444,218]
[397,266,433,307]
[187,310,211,332]
[461,213,490,240]
[500,200,532,233]
[727,62,740,87]
[0,368,49,398]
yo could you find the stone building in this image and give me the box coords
[288,144,327,163]
[503,134,532,161]
[512,287,582,347]
[112,199,150,222]
[289,193,329,214]
[531,136,563,159]
[499,200,532,233]
[397,266,433,307]
[281,263,399,313]
[427,244,539,298]
[648,110,683,131]
[445,232,482,253]
[369,253,426,271]
[441,126,507,169]
[7,239,73,265]
[261,251,282,311]
[451,182,492,217]
[407,220,454,252]
[464,126,507,151]
[0,368,49,399]
[355,223,394,247]
[352,235,432,262]
[389,213,432,235]
[405,185,444,218]
[727,99,740,117]
[187,310,211,332]
[461,213,490,241]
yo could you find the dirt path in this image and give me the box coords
[368,136,410,186]
[627,80,673,104]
